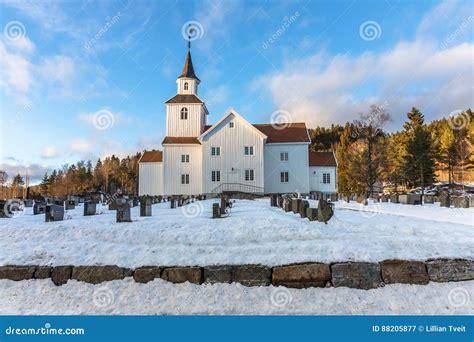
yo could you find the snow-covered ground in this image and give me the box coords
[1,278,472,315]
[0,198,473,267]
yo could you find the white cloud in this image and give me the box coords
[69,139,91,153]
[252,1,474,129]
[40,146,60,159]
[38,55,75,83]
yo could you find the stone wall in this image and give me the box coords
[0,259,472,289]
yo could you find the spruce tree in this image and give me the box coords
[336,126,352,198]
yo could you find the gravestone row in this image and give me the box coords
[273,195,334,224]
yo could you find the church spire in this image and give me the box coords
[178,38,200,82]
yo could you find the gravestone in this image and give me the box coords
[0,200,6,218]
[330,193,338,202]
[24,199,33,207]
[424,195,434,204]
[212,203,220,218]
[299,200,309,218]
[133,198,139,207]
[54,200,64,208]
[291,198,302,214]
[65,200,75,210]
[116,202,132,222]
[381,195,388,203]
[283,199,292,212]
[356,196,368,205]
[140,196,152,216]
[45,204,64,222]
[170,198,176,209]
[270,194,277,207]
[84,201,96,216]
[453,196,469,208]
[177,197,183,207]
[317,199,334,224]
[399,194,421,205]
[277,195,283,208]
[220,195,226,215]
[390,194,399,203]
[307,207,318,221]
[33,202,46,215]
[439,192,450,208]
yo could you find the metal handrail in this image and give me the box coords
[211,183,264,195]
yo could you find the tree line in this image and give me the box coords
[310,107,473,197]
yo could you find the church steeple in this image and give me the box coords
[178,50,200,82]
[176,40,200,95]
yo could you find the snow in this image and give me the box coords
[0,199,473,267]
[1,278,472,315]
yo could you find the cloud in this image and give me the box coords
[0,161,51,184]
[38,55,75,83]
[203,84,229,107]
[252,2,474,129]
[69,139,91,153]
[40,146,60,159]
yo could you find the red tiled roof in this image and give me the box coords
[253,123,310,143]
[165,94,203,104]
[140,150,163,163]
[162,136,201,145]
[309,151,337,167]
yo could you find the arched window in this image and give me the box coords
[180,107,188,120]
[184,82,189,90]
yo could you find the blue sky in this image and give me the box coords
[0,0,473,183]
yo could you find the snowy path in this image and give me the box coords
[1,278,472,315]
[0,199,473,267]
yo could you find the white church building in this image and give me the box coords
[138,48,337,197]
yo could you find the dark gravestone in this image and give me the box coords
[133,198,139,207]
[0,200,6,217]
[277,195,283,208]
[24,199,33,207]
[330,193,338,202]
[65,200,75,210]
[283,199,292,212]
[170,198,176,209]
[45,204,64,222]
[453,196,469,208]
[291,198,302,214]
[390,194,399,203]
[270,194,277,207]
[307,207,318,221]
[299,200,309,218]
[440,192,450,208]
[84,201,96,216]
[212,203,220,218]
[54,200,64,208]
[317,199,334,224]
[399,194,421,205]
[33,202,46,215]
[381,195,388,203]
[424,195,434,204]
[140,197,152,216]
[177,197,183,207]
[116,202,132,222]
[220,195,226,215]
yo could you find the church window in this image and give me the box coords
[184,82,188,90]
[181,107,188,120]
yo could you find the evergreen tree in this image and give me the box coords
[336,126,352,197]
[439,126,458,185]
[402,108,436,196]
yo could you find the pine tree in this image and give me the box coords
[439,126,458,185]
[402,108,436,196]
[336,126,352,197]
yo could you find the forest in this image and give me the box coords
[1,107,472,199]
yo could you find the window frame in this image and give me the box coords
[211,170,221,182]
[280,152,289,161]
[181,174,190,185]
[280,171,289,183]
[244,146,254,156]
[244,169,255,182]
[323,173,331,184]
[211,146,221,156]
[184,82,188,91]
[229,121,235,128]
[181,154,190,163]
[180,107,188,120]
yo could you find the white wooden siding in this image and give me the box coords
[309,166,337,193]
[138,163,164,196]
[201,114,265,193]
[264,143,310,194]
[163,145,202,196]
[177,78,198,95]
[166,104,205,136]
